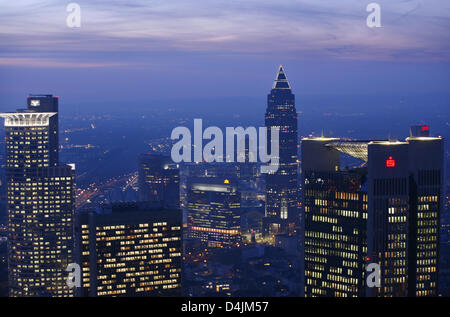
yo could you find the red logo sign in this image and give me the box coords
[421,125,429,132]
[386,156,395,167]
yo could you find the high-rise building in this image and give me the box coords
[75,202,182,297]
[367,133,443,297]
[302,137,368,297]
[301,126,444,297]
[26,95,59,165]
[0,95,75,297]
[187,179,241,248]
[138,154,179,207]
[264,66,299,235]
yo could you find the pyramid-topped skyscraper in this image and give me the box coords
[264,66,299,235]
[272,65,291,90]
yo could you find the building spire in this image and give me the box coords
[272,65,291,90]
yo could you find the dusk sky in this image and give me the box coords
[1,0,450,109]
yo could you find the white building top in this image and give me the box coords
[0,112,56,127]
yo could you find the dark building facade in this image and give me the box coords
[0,95,75,297]
[302,126,444,297]
[367,136,443,297]
[264,66,298,235]
[138,154,179,208]
[75,202,182,297]
[302,137,368,297]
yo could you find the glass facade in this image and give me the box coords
[304,171,368,297]
[1,102,75,297]
[302,135,443,297]
[265,66,298,234]
[302,138,368,297]
[187,181,241,248]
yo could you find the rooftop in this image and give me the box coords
[272,65,291,90]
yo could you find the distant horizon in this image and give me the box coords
[1,1,450,105]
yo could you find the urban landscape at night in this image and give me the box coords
[0,0,449,310]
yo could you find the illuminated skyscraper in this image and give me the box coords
[367,132,443,297]
[0,95,75,297]
[264,66,298,234]
[302,137,368,297]
[138,154,179,207]
[187,179,241,248]
[75,202,182,297]
[302,126,444,297]
[26,95,59,165]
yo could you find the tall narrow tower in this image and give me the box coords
[0,95,75,297]
[264,66,299,234]
[27,95,59,165]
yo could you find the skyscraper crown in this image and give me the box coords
[272,65,291,90]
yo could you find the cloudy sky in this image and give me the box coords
[0,0,449,107]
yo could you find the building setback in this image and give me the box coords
[27,95,59,165]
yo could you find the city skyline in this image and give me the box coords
[0,67,447,299]
[0,1,448,302]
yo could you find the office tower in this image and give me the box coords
[27,95,59,165]
[0,97,75,297]
[264,65,298,235]
[138,154,179,207]
[367,132,443,297]
[301,126,444,297]
[302,137,368,297]
[75,202,182,297]
[187,179,241,248]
